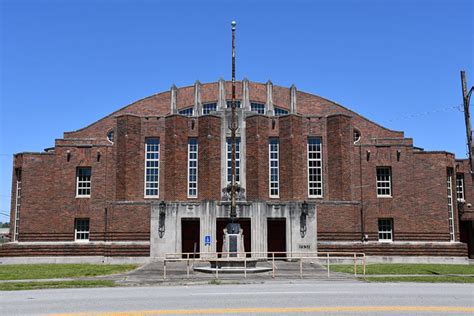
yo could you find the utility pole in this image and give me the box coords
[461,71,474,173]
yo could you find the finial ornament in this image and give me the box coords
[231,20,236,30]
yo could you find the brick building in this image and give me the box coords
[2,79,474,259]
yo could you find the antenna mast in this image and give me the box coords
[230,20,237,220]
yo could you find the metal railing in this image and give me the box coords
[162,251,365,280]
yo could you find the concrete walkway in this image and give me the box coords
[0,260,358,286]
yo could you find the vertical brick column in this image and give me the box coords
[164,115,189,200]
[246,115,270,200]
[115,115,142,201]
[327,114,353,201]
[279,115,306,200]
[198,115,221,200]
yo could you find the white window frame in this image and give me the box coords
[447,169,455,242]
[307,137,323,198]
[456,174,465,202]
[251,102,265,114]
[376,167,392,197]
[226,137,241,184]
[202,103,217,115]
[75,218,90,242]
[144,138,160,198]
[269,138,279,198]
[378,218,393,242]
[13,169,21,242]
[188,138,198,198]
[76,167,91,198]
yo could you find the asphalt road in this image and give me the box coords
[1,281,473,315]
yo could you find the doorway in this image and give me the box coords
[181,218,200,258]
[267,218,286,258]
[216,218,251,257]
[460,220,474,259]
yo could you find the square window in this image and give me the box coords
[378,218,393,242]
[75,218,90,241]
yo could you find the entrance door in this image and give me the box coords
[460,220,474,259]
[267,218,286,258]
[181,218,200,258]
[216,218,251,257]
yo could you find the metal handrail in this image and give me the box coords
[162,251,366,280]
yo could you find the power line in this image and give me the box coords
[384,104,463,123]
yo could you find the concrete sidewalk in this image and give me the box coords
[0,261,359,286]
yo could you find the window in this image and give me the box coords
[376,167,392,197]
[226,137,241,183]
[251,102,265,114]
[447,169,455,242]
[179,107,194,116]
[76,167,91,197]
[107,130,114,143]
[144,138,160,197]
[202,103,217,115]
[456,174,465,202]
[307,137,323,197]
[75,218,90,241]
[226,100,241,108]
[378,219,393,242]
[353,129,361,144]
[274,107,289,116]
[188,138,198,198]
[14,169,21,242]
[269,138,280,197]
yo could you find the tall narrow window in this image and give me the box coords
[269,138,279,197]
[188,138,198,198]
[447,168,455,242]
[76,167,91,197]
[145,138,160,197]
[376,167,392,197]
[226,138,241,184]
[378,218,393,242]
[251,102,265,114]
[202,103,217,115]
[13,169,22,242]
[307,137,323,197]
[456,174,465,202]
[75,218,90,242]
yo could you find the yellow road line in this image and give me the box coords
[51,306,474,315]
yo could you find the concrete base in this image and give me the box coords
[194,258,271,274]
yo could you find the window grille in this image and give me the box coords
[378,218,393,242]
[376,167,392,197]
[188,138,198,198]
[251,102,265,114]
[307,137,323,197]
[202,103,217,114]
[269,138,279,197]
[76,167,91,197]
[226,138,241,184]
[179,108,194,116]
[75,218,90,241]
[145,138,160,197]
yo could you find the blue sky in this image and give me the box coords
[0,0,473,222]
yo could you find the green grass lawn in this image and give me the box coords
[361,276,474,283]
[329,263,474,275]
[0,280,116,291]
[0,264,138,280]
